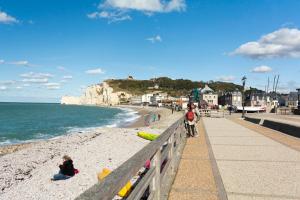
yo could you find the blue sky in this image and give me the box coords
[1,0,300,102]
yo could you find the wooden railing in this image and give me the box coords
[76,117,186,200]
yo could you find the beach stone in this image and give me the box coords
[0,108,183,199]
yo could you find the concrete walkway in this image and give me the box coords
[203,118,300,200]
[168,121,220,200]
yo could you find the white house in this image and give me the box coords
[131,96,143,105]
[142,93,154,105]
[200,85,218,106]
[149,92,168,106]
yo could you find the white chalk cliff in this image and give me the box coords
[61,82,131,106]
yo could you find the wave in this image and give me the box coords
[106,107,140,128]
[0,107,140,146]
[47,107,140,139]
[0,136,50,146]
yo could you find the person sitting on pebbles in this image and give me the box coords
[52,155,78,181]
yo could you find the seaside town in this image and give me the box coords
[1,1,300,200]
[61,76,300,115]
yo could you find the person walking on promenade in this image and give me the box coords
[185,104,197,137]
[171,104,174,114]
[228,105,232,115]
[192,104,200,137]
[52,155,77,181]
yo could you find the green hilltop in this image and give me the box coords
[106,77,244,97]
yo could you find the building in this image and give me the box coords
[200,85,218,106]
[245,91,267,107]
[219,91,242,107]
[149,92,168,106]
[142,93,154,105]
[130,96,142,105]
[127,76,134,80]
[287,92,298,108]
[148,84,160,90]
[176,96,190,109]
[278,94,289,107]
[117,92,131,104]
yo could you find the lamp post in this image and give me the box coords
[242,76,247,118]
[297,88,300,110]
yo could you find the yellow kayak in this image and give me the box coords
[137,132,159,141]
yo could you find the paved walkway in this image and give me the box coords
[168,118,300,200]
[168,121,220,200]
[231,117,300,152]
[203,118,300,200]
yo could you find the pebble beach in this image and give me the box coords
[0,107,182,200]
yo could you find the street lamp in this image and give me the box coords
[242,76,247,118]
[297,88,300,110]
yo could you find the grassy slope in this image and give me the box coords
[106,77,244,97]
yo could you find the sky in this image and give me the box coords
[1,0,300,102]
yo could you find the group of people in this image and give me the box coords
[185,103,200,137]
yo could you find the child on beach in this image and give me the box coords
[52,155,77,181]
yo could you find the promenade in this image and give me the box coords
[168,120,221,200]
[169,117,300,200]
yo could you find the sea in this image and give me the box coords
[0,102,139,146]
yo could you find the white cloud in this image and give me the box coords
[57,66,66,71]
[87,12,98,19]
[0,11,18,24]
[277,80,300,93]
[87,11,131,23]
[22,78,49,83]
[0,86,7,90]
[44,83,60,86]
[251,65,273,73]
[164,0,186,12]
[147,35,162,43]
[10,60,29,65]
[85,68,105,75]
[23,83,30,87]
[216,75,235,82]
[232,28,300,58]
[101,0,185,12]
[0,60,36,66]
[44,83,61,90]
[9,60,35,67]
[20,72,54,79]
[88,0,186,23]
[63,75,73,79]
[16,86,22,90]
[0,80,16,85]
[47,86,60,90]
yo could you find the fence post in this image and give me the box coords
[152,149,161,200]
[169,133,175,173]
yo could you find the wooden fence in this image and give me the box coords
[76,117,186,200]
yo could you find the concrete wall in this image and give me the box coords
[244,117,300,138]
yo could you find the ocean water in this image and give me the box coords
[0,102,139,145]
